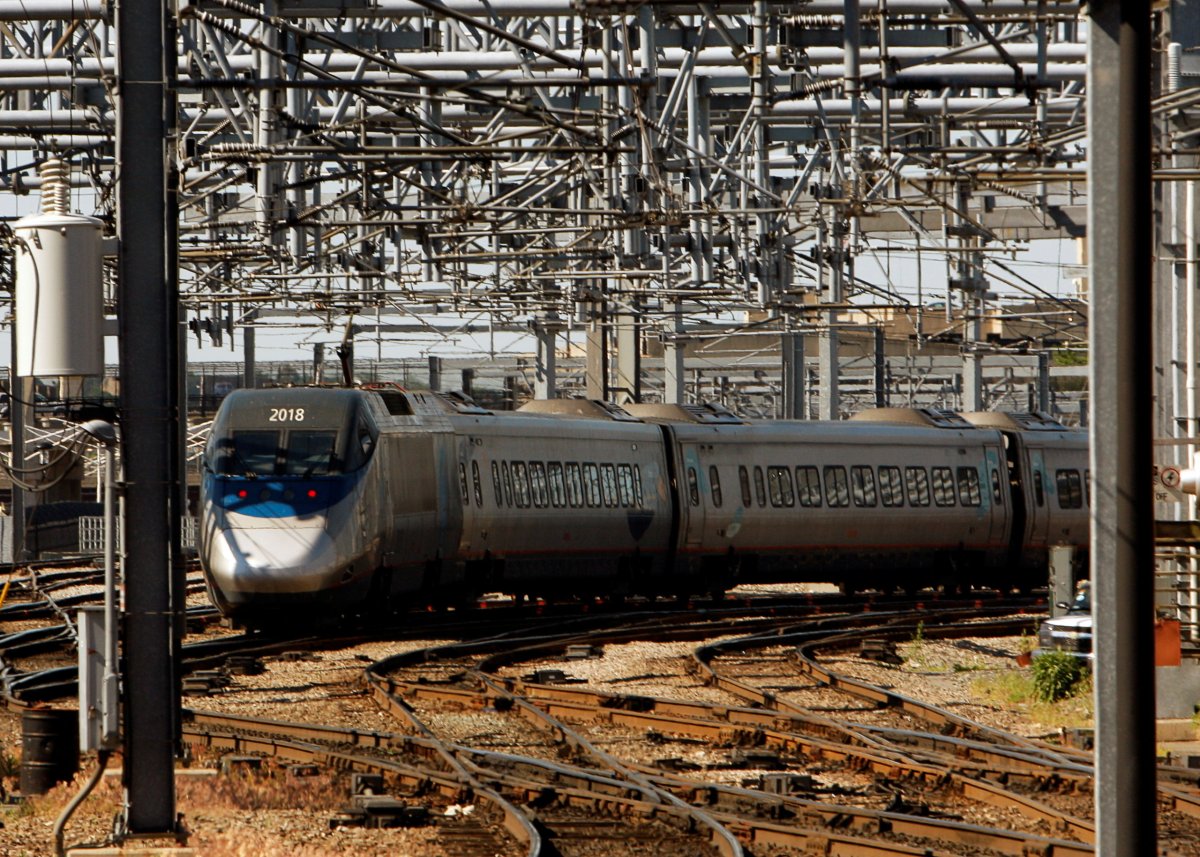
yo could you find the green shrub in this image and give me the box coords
[1032,651,1088,702]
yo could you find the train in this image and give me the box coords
[198,386,1090,623]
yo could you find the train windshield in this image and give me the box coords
[214,429,341,476]
[285,431,338,476]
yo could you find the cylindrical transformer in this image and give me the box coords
[13,210,104,377]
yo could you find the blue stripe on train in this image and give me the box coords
[205,472,359,518]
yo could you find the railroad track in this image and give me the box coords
[7,587,1199,854]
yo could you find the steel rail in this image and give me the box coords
[369,652,747,855]
[462,747,1096,857]
[384,651,1098,851]
[181,714,535,852]
[370,603,1106,845]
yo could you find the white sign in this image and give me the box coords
[1155,464,1186,503]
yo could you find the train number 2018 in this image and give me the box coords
[268,407,306,422]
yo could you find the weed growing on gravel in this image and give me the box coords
[21,766,123,821]
[1031,651,1089,703]
[973,670,1034,705]
[176,765,345,812]
[971,667,1094,730]
[0,745,18,779]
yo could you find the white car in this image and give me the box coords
[1036,586,1093,660]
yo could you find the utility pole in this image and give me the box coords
[116,0,181,837]
[1087,0,1155,854]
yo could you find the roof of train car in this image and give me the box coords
[246,389,1083,448]
[213,386,366,428]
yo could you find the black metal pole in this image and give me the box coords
[1087,1,1156,854]
[116,0,180,836]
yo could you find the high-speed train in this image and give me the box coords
[198,386,1090,622]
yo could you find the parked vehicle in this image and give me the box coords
[1036,582,1093,660]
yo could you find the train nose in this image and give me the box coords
[206,525,342,595]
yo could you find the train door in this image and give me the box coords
[679,444,706,552]
[1023,444,1051,548]
[999,431,1029,566]
[982,443,1009,547]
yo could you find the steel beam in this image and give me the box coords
[116,0,180,836]
[1087,1,1156,854]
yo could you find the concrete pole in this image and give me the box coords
[585,321,606,400]
[1087,1,1157,853]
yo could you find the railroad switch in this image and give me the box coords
[730,750,784,770]
[858,639,903,665]
[564,644,603,660]
[653,757,702,772]
[351,773,386,795]
[219,754,264,775]
[524,669,579,684]
[601,694,654,712]
[1061,727,1094,750]
[224,654,266,675]
[181,668,232,696]
[758,773,817,795]
[279,651,320,662]
[329,796,431,829]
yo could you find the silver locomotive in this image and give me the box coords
[199,388,1089,622]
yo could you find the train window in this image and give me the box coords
[851,466,877,507]
[1034,471,1045,507]
[458,463,470,506]
[878,466,904,507]
[957,467,982,507]
[709,466,723,508]
[357,425,374,460]
[472,461,483,506]
[1056,469,1083,509]
[754,466,767,507]
[739,466,752,507]
[566,463,584,508]
[990,469,1003,505]
[219,430,279,475]
[583,463,602,507]
[796,466,822,507]
[931,467,956,507]
[601,464,618,507]
[492,461,503,506]
[768,466,795,507]
[633,465,644,507]
[823,466,850,507]
[617,464,634,507]
[284,431,339,476]
[905,467,930,507]
[512,462,531,508]
[502,462,513,507]
[687,467,700,506]
[548,463,566,508]
[530,462,549,508]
